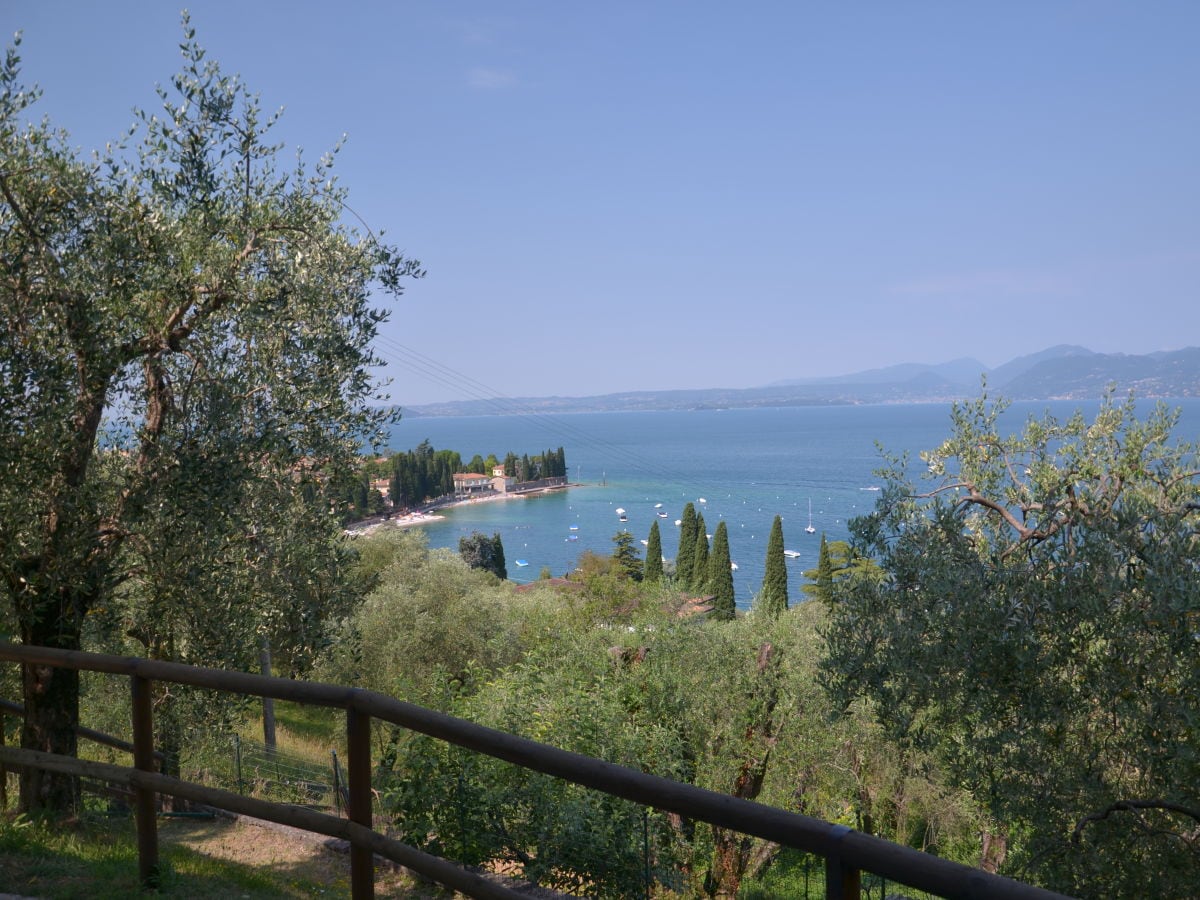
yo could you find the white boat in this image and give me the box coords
[615,507,626,515]
[783,550,801,559]
[618,515,628,523]
[698,497,707,504]
[657,512,669,518]
[654,502,663,508]
[730,562,738,571]
[514,559,529,567]
[640,539,649,546]
[674,519,682,526]
[805,498,816,534]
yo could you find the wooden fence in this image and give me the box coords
[0,643,1070,900]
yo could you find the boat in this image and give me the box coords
[569,525,579,531]
[618,515,628,523]
[698,497,707,504]
[674,519,682,526]
[657,512,669,518]
[514,559,529,567]
[783,550,802,559]
[640,540,649,546]
[654,503,663,508]
[615,507,626,515]
[859,485,881,492]
[730,562,738,571]
[566,535,579,542]
[805,499,816,534]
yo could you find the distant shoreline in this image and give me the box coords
[344,483,579,537]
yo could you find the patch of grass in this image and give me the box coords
[0,813,425,898]
[274,701,340,748]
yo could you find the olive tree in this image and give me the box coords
[0,24,422,811]
[821,392,1200,896]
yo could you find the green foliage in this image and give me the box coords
[675,502,698,588]
[458,531,508,580]
[319,529,522,707]
[692,512,709,592]
[0,22,422,811]
[822,392,1200,896]
[610,529,643,582]
[757,514,788,617]
[801,535,877,602]
[707,521,735,621]
[644,520,664,582]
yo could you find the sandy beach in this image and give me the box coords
[344,483,576,537]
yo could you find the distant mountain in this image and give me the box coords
[1001,347,1200,399]
[987,344,1095,388]
[399,346,1200,417]
[769,356,988,387]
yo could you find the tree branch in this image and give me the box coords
[1072,799,1200,844]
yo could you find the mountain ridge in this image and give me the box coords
[399,346,1200,417]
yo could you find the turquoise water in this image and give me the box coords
[385,400,1200,607]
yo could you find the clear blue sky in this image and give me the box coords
[5,2,1198,405]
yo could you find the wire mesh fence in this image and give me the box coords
[228,734,343,812]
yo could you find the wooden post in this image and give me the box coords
[0,709,7,811]
[347,705,373,898]
[130,674,159,889]
[260,638,276,752]
[825,857,860,900]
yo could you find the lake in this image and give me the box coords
[384,399,1200,608]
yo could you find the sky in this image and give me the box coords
[4,1,1198,406]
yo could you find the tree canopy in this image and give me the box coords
[0,24,422,811]
[821,393,1200,896]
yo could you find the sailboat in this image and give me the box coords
[805,498,816,534]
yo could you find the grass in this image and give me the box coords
[0,811,434,898]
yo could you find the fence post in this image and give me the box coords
[347,704,373,899]
[130,674,159,889]
[825,825,860,900]
[331,749,342,817]
[0,708,6,811]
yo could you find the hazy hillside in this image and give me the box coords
[400,345,1200,416]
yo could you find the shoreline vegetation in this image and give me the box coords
[344,481,578,537]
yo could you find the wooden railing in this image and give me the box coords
[0,643,1070,900]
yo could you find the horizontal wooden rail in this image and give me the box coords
[0,697,166,765]
[0,745,528,900]
[0,642,1070,900]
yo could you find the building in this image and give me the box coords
[452,472,493,498]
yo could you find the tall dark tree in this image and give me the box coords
[611,530,643,582]
[816,533,834,603]
[675,503,698,588]
[757,515,788,618]
[459,532,507,580]
[644,520,664,583]
[707,521,735,620]
[692,513,709,592]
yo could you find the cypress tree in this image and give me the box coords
[644,520,664,582]
[816,532,834,603]
[692,512,709,592]
[676,503,697,588]
[491,531,508,581]
[757,514,788,618]
[708,521,736,620]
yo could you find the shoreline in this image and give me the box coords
[345,483,579,536]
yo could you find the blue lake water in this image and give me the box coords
[385,400,1200,608]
